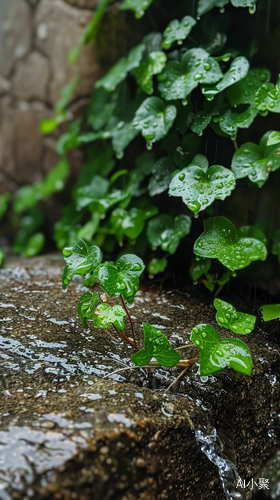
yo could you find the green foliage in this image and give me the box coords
[169,155,236,216]
[132,323,180,367]
[162,16,197,50]
[260,304,280,321]
[62,239,101,290]
[132,97,177,144]
[191,324,252,376]
[23,233,45,258]
[0,193,11,220]
[119,0,154,18]
[147,214,191,254]
[0,248,5,266]
[148,257,168,275]
[134,51,167,95]
[214,298,256,334]
[78,290,126,330]
[194,216,267,271]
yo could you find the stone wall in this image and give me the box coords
[0,0,125,194]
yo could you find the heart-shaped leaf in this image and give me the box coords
[158,48,223,101]
[191,111,212,136]
[148,157,174,196]
[202,57,249,100]
[119,0,153,18]
[189,257,212,282]
[134,51,167,94]
[147,214,191,254]
[95,44,145,91]
[227,68,271,106]
[237,224,267,244]
[132,97,177,144]
[148,257,168,275]
[62,239,101,290]
[255,83,280,113]
[94,304,126,331]
[231,134,280,187]
[169,158,236,216]
[214,105,258,137]
[260,304,280,321]
[110,206,157,243]
[214,298,256,334]
[267,131,280,146]
[132,323,180,367]
[190,324,252,376]
[162,16,197,49]
[194,216,267,271]
[78,291,99,328]
[111,121,140,156]
[97,254,145,303]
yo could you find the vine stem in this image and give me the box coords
[113,325,138,351]
[233,138,238,151]
[120,295,137,347]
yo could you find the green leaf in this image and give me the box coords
[260,304,280,321]
[190,324,252,376]
[40,113,67,135]
[148,157,174,196]
[0,192,11,220]
[14,185,42,213]
[189,257,212,282]
[169,158,236,216]
[267,130,280,146]
[162,16,197,50]
[78,291,99,328]
[231,0,256,7]
[111,121,140,156]
[148,257,168,275]
[76,176,110,209]
[134,51,167,95]
[227,68,271,106]
[119,0,153,18]
[55,76,80,113]
[191,111,212,136]
[62,239,101,290]
[173,134,201,168]
[158,48,223,101]
[97,254,145,303]
[95,44,145,92]
[94,304,126,330]
[0,248,5,267]
[87,88,117,131]
[214,105,258,137]
[110,207,146,243]
[132,323,180,367]
[237,224,267,245]
[201,57,249,100]
[197,0,229,16]
[255,83,280,113]
[194,216,267,271]
[77,213,101,241]
[214,298,256,334]
[133,97,177,144]
[147,214,191,254]
[231,134,280,187]
[57,120,81,156]
[13,208,45,254]
[23,232,45,258]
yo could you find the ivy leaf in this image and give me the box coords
[148,157,174,196]
[191,111,212,136]
[97,254,145,303]
[148,257,168,275]
[214,298,256,334]
[260,304,280,321]
[132,97,177,144]
[78,291,99,328]
[95,44,146,91]
[267,131,280,146]
[231,0,256,7]
[147,214,191,254]
[110,206,156,243]
[227,68,271,106]
[189,257,212,282]
[231,135,280,187]
[169,159,236,216]
[23,233,45,258]
[214,105,258,137]
[62,239,101,290]
[190,324,252,376]
[111,121,140,156]
[237,224,267,245]
[134,51,167,94]
[202,57,249,100]
[132,323,180,367]
[162,16,197,50]
[119,0,153,18]
[158,48,223,101]
[76,176,109,209]
[87,88,117,131]
[255,83,280,113]
[94,304,126,331]
[197,0,229,16]
[194,216,267,271]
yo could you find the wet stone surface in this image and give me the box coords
[0,254,279,500]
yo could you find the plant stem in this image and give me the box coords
[120,295,137,347]
[113,325,138,351]
[233,138,238,151]
[175,344,195,351]
[165,366,189,392]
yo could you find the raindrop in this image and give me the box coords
[249,4,256,14]
[116,151,124,160]
[146,142,153,151]
[182,99,188,106]
[179,173,185,181]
